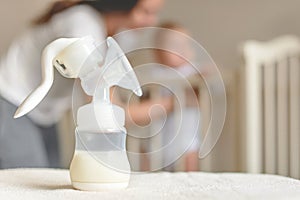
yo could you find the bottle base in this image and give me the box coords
[72,181,129,191]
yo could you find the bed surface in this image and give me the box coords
[0,169,300,200]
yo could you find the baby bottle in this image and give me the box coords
[70,99,131,190]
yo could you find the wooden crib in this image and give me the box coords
[241,35,300,178]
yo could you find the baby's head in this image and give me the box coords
[154,22,194,68]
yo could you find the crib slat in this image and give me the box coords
[198,84,213,171]
[149,85,164,171]
[244,54,263,173]
[174,85,187,171]
[263,63,277,174]
[289,56,300,179]
[277,58,290,176]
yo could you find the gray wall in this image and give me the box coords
[0,0,51,54]
[1,0,300,69]
[160,0,300,69]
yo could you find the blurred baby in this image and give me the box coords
[153,22,201,171]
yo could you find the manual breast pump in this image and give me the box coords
[14,36,142,191]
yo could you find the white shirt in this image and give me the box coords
[0,5,106,126]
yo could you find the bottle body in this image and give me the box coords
[70,129,130,191]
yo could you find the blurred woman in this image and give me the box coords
[0,0,164,169]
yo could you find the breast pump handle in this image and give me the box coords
[14,38,78,118]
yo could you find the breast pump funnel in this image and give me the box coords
[13,36,142,191]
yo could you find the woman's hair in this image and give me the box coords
[33,0,139,25]
[154,22,186,46]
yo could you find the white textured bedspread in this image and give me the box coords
[0,169,300,200]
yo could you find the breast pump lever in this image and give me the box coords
[14,36,142,118]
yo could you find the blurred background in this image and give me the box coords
[1,0,300,177]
